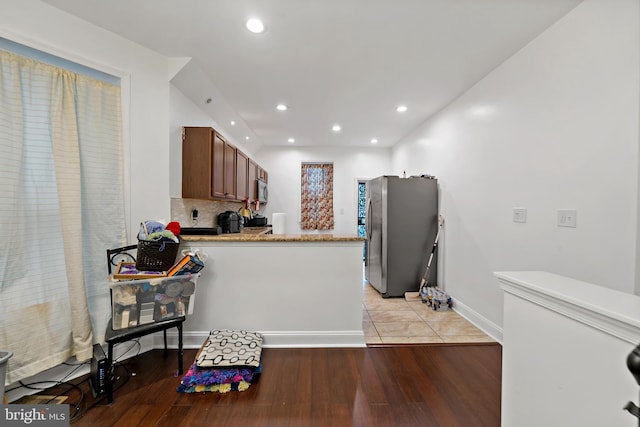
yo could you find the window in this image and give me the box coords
[357,181,367,238]
[300,163,334,230]
[358,180,367,260]
[0,43,126,384]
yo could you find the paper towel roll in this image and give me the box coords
[272,213,286,234]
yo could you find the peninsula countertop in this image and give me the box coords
[181,229,363,242]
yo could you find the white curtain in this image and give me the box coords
[0,49,126,384]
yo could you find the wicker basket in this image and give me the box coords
[135,239,180,271]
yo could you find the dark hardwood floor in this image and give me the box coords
[36,344,502,426]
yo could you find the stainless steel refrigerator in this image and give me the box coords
[365,176,439,297]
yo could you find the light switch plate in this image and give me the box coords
[513,207,527,223]
[557,209,577,228]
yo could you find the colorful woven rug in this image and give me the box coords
[176,361,262,394]
[177,330,263,394]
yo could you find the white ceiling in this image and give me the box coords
[43,0,581,151]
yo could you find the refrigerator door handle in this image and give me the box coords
[365,198,372,240]
[364,198,371,267]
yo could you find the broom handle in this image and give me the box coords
[420,215,444,288]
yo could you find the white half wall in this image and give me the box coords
[178,240,366,348]
[497,271,640,427]
[255,146,392,235]
[392,0,640,332]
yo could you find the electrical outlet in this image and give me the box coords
[513,207,527,223]
[557,209,577,228]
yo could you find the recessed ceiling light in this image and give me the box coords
[396,105,408,113]
[246,18,265,34]
[276,104,288,111]
[468,105,496,117]
[230,120,236,126]
[332,124,341,132]
[288,138,295,143]
[245,136,250,140]
[371,138,378,144]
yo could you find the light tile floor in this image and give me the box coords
[362,282,495,345]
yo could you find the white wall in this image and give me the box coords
[255,146,392,235]
[392,0,640,334]
[1,0,171,240]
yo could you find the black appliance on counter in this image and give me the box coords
[180,227,222,235]
[246,214,268,227]
[217,211,241,233]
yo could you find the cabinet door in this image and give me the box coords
[223,141,236,199]
[211,131,226,198]
[248,159,257,201]
[236,149,249,201]
[182,127,213,199]
[258,167,268,183]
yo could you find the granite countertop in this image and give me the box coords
[181,227,363,242]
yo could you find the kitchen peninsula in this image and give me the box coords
[177,231,365,348]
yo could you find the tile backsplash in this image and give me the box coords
[171,198,243,228]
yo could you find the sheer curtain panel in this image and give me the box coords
[0,49,126,384]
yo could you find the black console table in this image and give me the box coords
[104,316,185,403]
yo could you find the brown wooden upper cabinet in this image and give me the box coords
[182,126,268,202]
[248,159,257,201]
[235,149,249,201]
[257,166,268,183]
[211,130,226,198]
[182,127,213,200]
[222,139,236,199]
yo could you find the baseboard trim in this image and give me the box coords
[453,299,503,344]
[156,330,367,349]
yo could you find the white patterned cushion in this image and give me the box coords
[196,329,263,368]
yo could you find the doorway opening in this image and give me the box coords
[357,181,366,237]
[357,180,367,260]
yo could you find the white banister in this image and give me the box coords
[496,271,640,427]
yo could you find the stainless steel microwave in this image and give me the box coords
[257,179,268,203]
